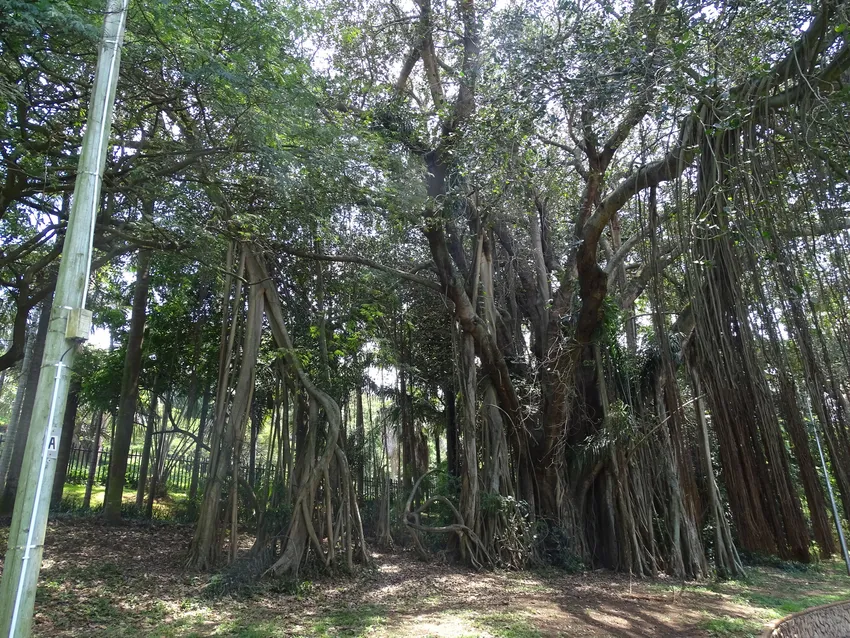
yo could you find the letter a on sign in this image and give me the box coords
[46,435,58,459]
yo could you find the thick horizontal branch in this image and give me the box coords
[605,210,674,275]
[585,114,702,240]
[780,217,850,238]
[278,246,441,292]
[153,428,210,451]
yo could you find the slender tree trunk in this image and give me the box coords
[187,274,262,570]
[230,444,239,562]
[50,378,81,507]
[458,330,479,562]
[136,391,158,509]
[376,387,393,548]
[692,369,744,578]
[249,405,258,488]
[0,322,34,494]
[189,390,211,500]
[282,376,292,498]
[445,381,458,477]
[104,248,151,523]
[82,411,103,509]
[356,379,365,496]
[251,250,370,575]
[0,296,51,514]
[103,410,116,505]
[207,244,242,489]
[146,393,171,519]
[314,237,332,387]
[400,360,413,492]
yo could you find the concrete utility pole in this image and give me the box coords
[0,1,129,634]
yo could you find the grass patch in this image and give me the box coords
[700,615,764,637]
[707,561,850,615]
[475,611,543,638]
[310,605,388,637]
[744,591,850,615]
[61,484,134,506]
[214,618,291,637]
[691,559,850,635]
[60,484,190,520]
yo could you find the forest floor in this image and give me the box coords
[0,518,848,637]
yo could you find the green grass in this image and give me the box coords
[700,616,764,637]
[213,619,291,637]
[310,605,388,637]
[743,591,850,616]
[690,560,850,636]
[165,604,390,638]
[60,483,190,519]
[475,612,544,638]
[61,483,134,506]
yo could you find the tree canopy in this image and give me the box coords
[2,0,850,584]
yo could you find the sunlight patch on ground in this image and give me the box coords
[377,563,400,573]
[11,519,850,637]
[584,607,633,629]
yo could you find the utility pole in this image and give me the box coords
[0,1,129,635]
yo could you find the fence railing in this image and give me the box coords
[62,445,430,506]
[64,445,282,495]
[64,445,209,494]
[359,476,432,506]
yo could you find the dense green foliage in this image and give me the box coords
[2,0,850,589]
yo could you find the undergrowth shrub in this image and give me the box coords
[533,521,586,573]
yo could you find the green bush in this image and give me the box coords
[532,520,586,573]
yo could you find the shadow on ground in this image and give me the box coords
[0,519,847,637]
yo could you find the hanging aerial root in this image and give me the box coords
[190,246,372,588]
[403,470,494,570]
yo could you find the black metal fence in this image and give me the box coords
[63,445,428,505]
[64,446,209,493]
[64,446,284,494]
[359,476,432,505]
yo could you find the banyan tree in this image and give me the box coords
[140,0,850,582]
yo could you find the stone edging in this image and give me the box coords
[761,599,850,637]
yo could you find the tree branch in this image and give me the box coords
[277,245,442,292]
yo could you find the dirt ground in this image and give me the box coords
[0,518,848,637]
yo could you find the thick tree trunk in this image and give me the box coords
[104,249,151,523]
[0,296,51,514]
